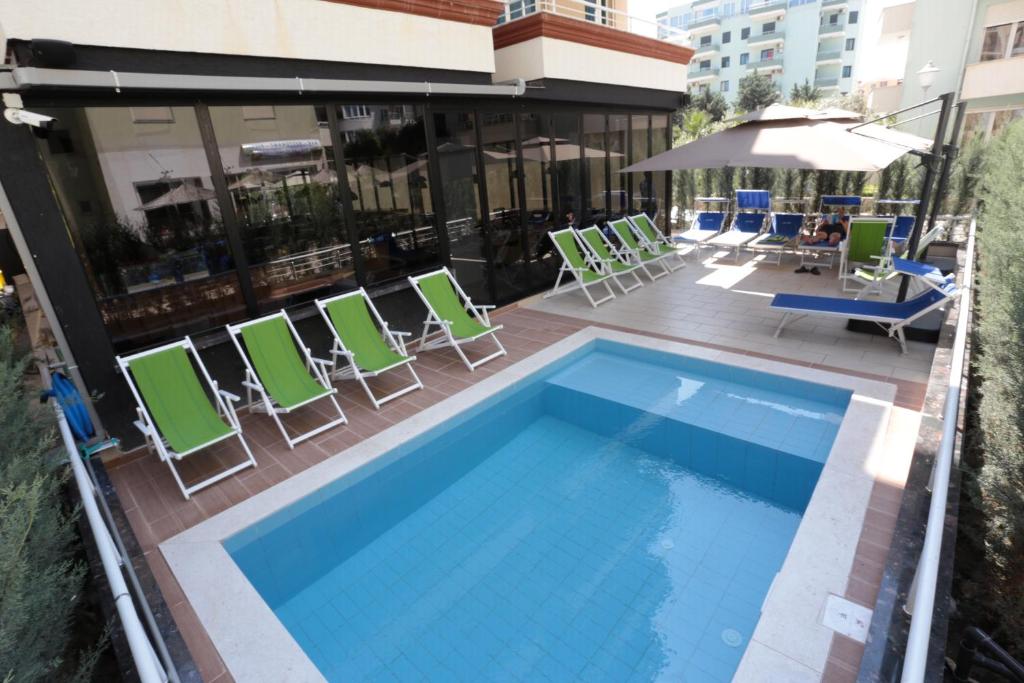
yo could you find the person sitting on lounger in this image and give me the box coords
[801,207,849,246]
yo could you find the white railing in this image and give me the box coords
[54,402,176,683]
[900,218,976,682]
[497,0,689,43]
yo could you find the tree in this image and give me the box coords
[948,134,988,215]
[681,109,713,141]
[736,71,780,113]
[687,89,729,123]
[789,79,821,105]
[0,328,102,682]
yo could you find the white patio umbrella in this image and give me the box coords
[135,183,217,210]
[621,104,932,173]
[520,142,624,162]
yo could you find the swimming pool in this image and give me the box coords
[223,339,851,682]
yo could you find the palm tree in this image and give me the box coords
[789,79,821,105]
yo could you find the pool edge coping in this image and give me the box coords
[162,326,897,683]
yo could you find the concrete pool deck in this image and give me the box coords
[105,252,933,682]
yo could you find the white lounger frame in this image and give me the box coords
[117,337,257,500]
[227,311,347,449]
[628,213,686,271]
[544,228,616,307]
[708,213,767,263]
[409,267,508,372]
[315,288,423,410]
[607,219,671,282]
[577,226,644,295]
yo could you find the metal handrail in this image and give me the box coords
[497,0,689,42]
[54,403,176,683]
[900,217,976,681]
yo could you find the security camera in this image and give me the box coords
[4,108,56,130]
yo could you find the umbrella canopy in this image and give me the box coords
[622,104,931,173]
[135,182,217,210]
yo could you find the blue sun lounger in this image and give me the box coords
[708,189,770,262]
[771,258,957,353]
[674,197,730,258]
[749,212,805,266]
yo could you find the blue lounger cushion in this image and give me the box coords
[771,287,951,321]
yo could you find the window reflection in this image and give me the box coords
[631,114,651,215]
[433,111,490,302]
[339,104,439,285]
[210,105,354,311]
[583,114,609,226]
[519,113,559,281]
[36,106,245,351]
[608,114,629,217]
[650,114,670,230]
[981,23,1011,61]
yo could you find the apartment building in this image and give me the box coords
[659,0,868,103]
[0,0,691,439]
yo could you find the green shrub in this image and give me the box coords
[970,118,1024,652]
[0,328,98,682]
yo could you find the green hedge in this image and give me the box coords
[969,118,1024,652]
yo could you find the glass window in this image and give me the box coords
[760,48,774,60]
[552,113,584,226]
[608,114,629,217]
[583,114,608,225]
[723,30,732,43]
[721,80,730,92]
[992,107,1024,136]
[846,38,855,50]
[849,10,858,23]
[842,65,852,78]
[519,113,560,284]
[700,59,712,70]
[35,107,246,351]
[337,104,438,286]
[481,112,532,303]
[433,111,488,302]
[630,114,650,215]
[741,27,750,39]
[209,105,357,312]
[763,22,775,33]
[1014,23,1024,56]
[700,34,712,46]
[981,23,1012,60]
[829,13,839,25]
[722,55,731,68]
[649,115,670,232]
[740,53,750,65]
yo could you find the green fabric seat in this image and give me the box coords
[579,229,634,274]
[610,221,659,261]
[417,272,493,339]
[552,230,604,283]
[240,316,330,409]
[325,295,407,372]
[127,346,232,454]
[847,220,888,263]
[632,213,664,245]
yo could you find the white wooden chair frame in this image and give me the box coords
[577,226,644,295]
[227,311,347,449]
[707,212,768,263]
[315,288,424,410]
[838,218,895,293]
[627,213,686,271]
[409,267,507,372]
[543,228,616,307]
[117,337,257,500]
[608,219,671,282]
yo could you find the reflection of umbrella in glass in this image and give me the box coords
[520,136,569,146]
[227,170,274,191]
[520,142,624,162]
[135,182,216,210]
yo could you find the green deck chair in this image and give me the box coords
[118,337,256,500]
[852,224,944,298]
[316,288,423,410]
[228,311,346,449]
[608,218,672,282]
[577,226,644,295]
[408,268,507,372]
[628,213,685,271]
[839,218,891,293]
[544,228,616,308]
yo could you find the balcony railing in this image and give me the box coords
[687,14,722,31]
[747,57,783,71]
[694,42,721,56]
[748,30,786,45]
[815,49,842,62]
[497,0,689,43]
[688,67,720,80]
[814,76,840,88]
[747,0,787,16]
[819,21,846,35]
[821,0,849,8]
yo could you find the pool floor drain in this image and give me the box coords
[660,539,674,550]
[721,629,743,647]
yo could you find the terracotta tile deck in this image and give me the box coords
[105,256,934,682]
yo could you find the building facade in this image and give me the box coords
[0,0,691,441]
[659,0,867,103]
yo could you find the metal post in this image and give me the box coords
[897,92,955,302]
[928,101,968,233]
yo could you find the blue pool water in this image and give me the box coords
[226,341,850,682]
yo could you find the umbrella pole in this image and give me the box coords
[898,92,954,303]
[928,101,967,233]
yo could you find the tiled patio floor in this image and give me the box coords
[105,252,935,682]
